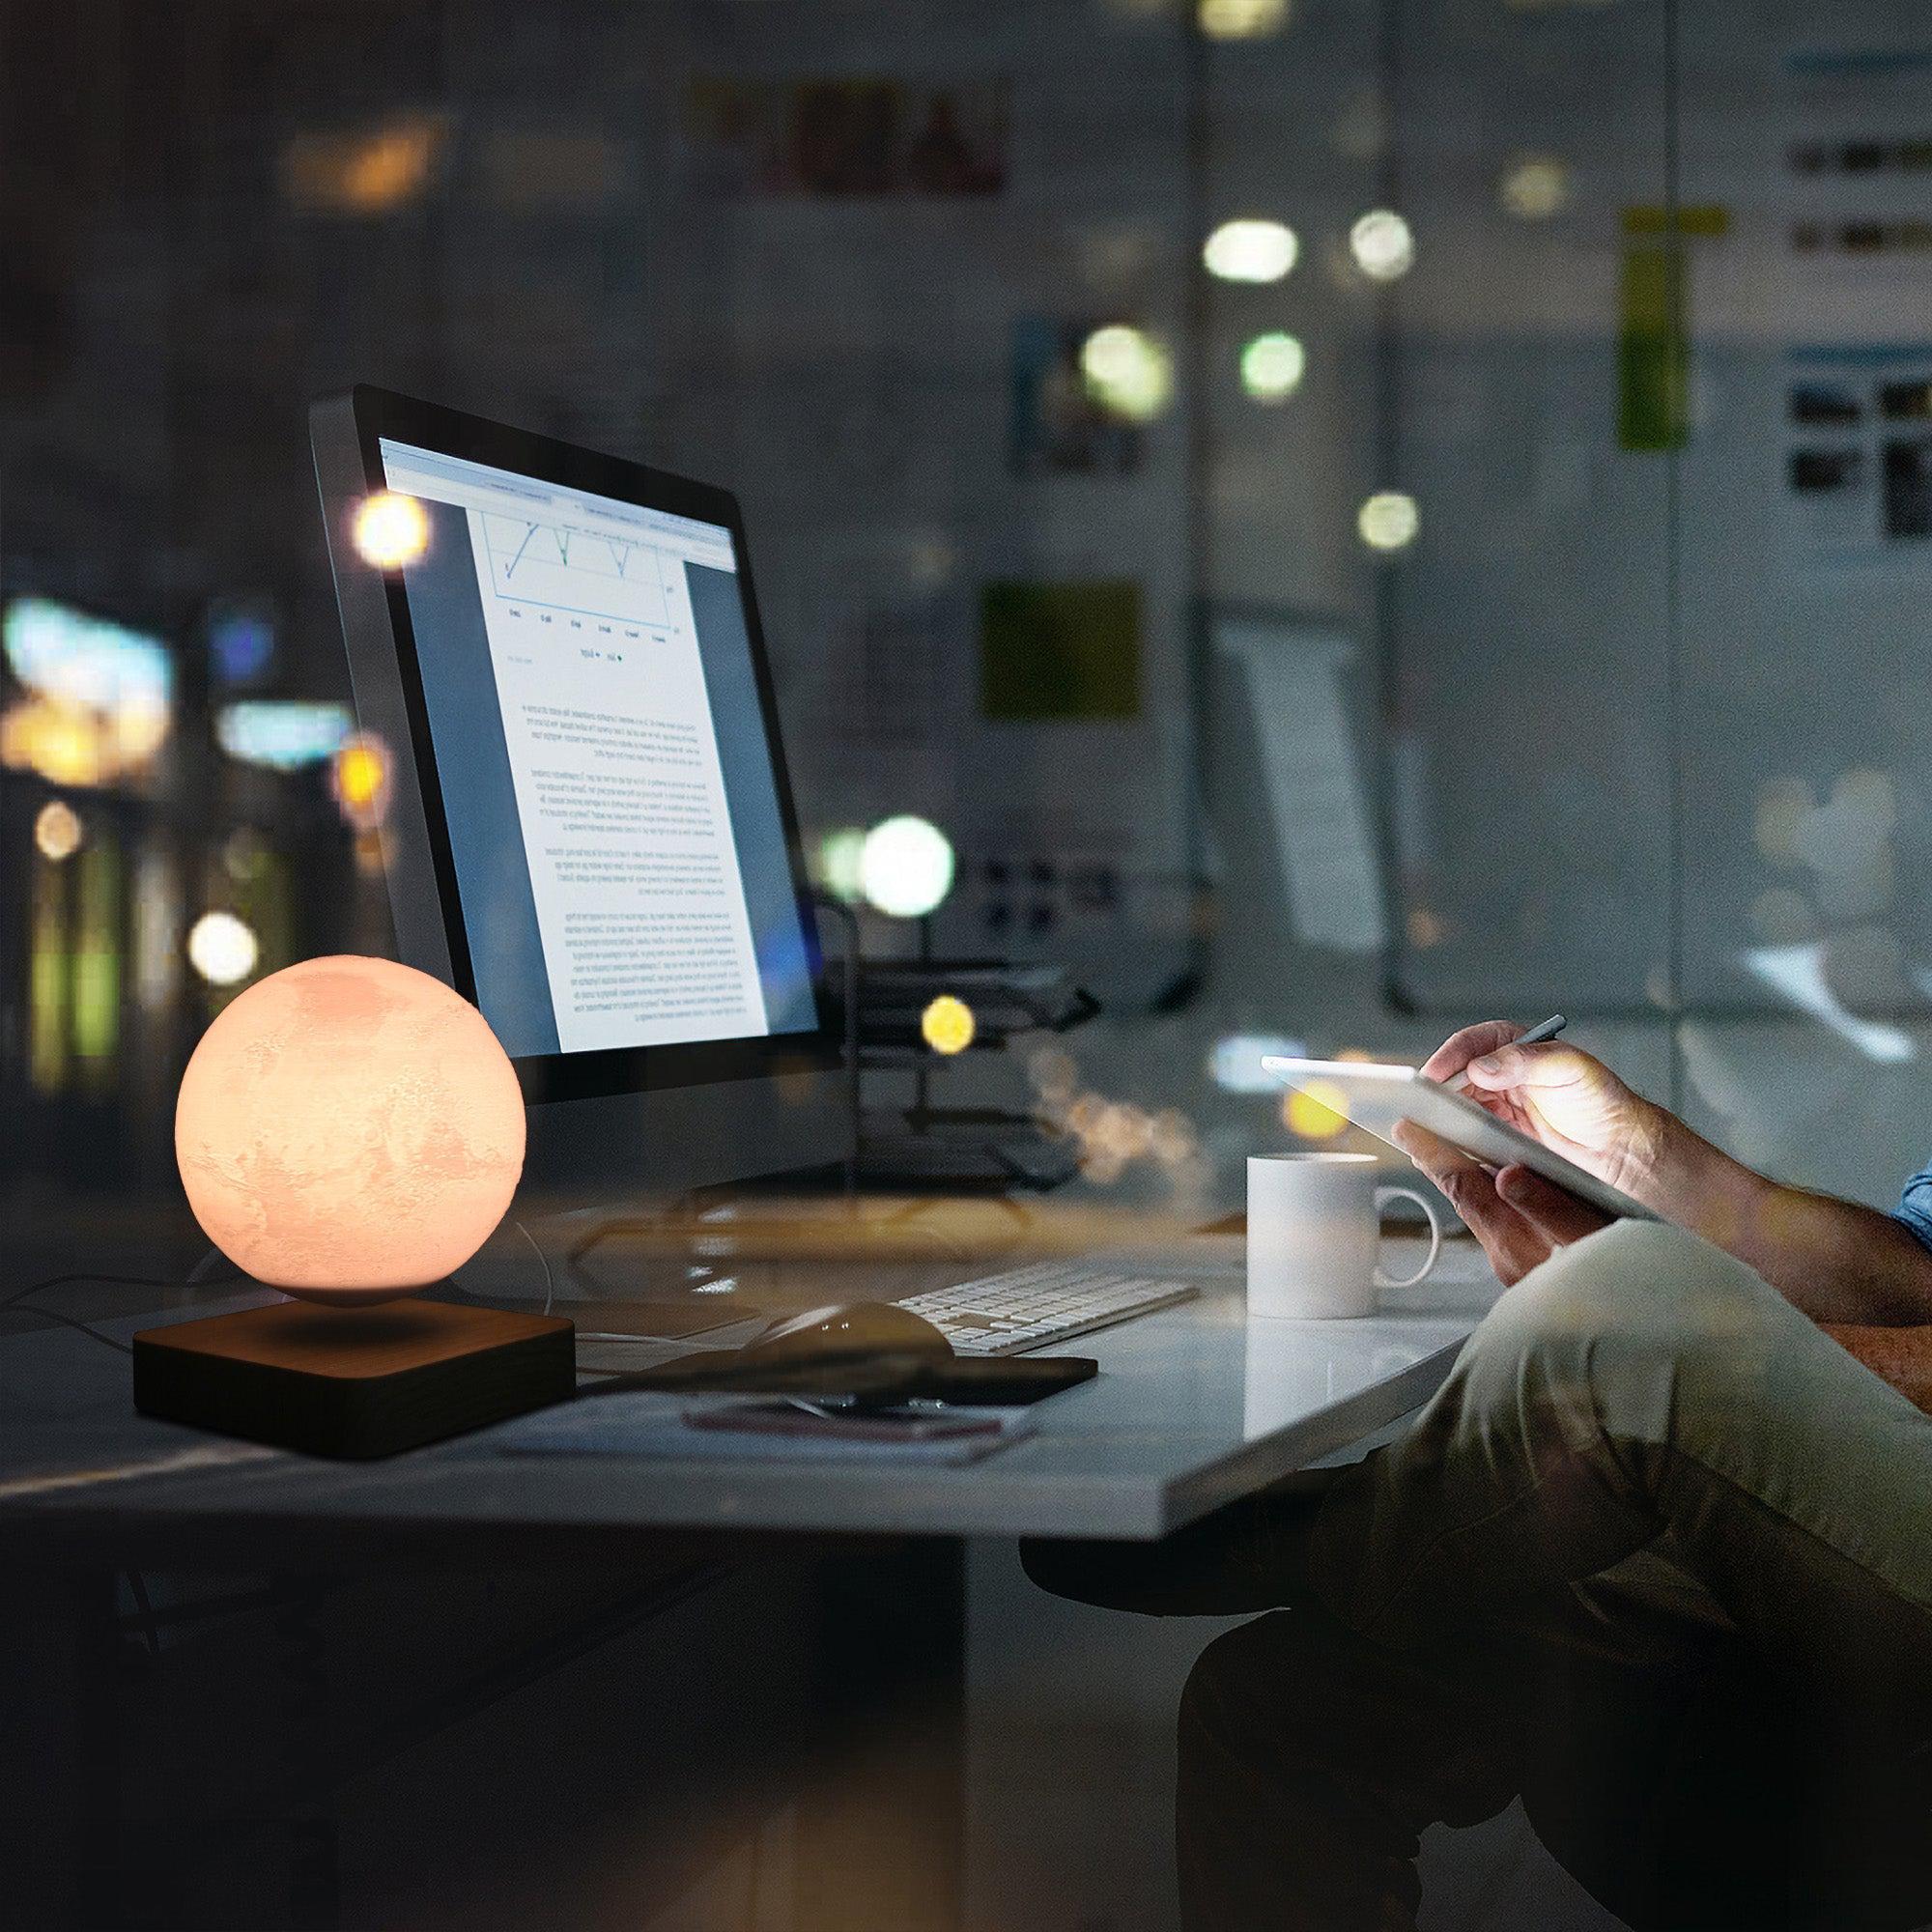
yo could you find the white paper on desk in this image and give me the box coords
[497,1395,1035,1465]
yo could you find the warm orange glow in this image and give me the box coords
[284,119,441,214]
[0,693,168,786]
[174,955,526,1300]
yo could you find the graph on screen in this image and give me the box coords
[481,514,672,629]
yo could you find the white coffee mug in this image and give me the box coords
[1246,1151,1442,1320]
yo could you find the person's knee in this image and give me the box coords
[1490,1220,1769,1359]
[1179,1611,1306,1762]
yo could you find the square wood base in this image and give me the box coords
[132,1298,576,1459]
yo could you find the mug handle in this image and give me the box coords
[1374,1186,1442,1290]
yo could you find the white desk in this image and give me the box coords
[0,1229,1504,1929]
[0,1233,1501,1548]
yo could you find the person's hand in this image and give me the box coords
[1419,1021,1666,1204]
[1390,1120,1608,1286]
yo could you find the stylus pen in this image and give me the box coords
[1446,1013,1567,1092]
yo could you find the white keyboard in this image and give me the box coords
[895,1259,1198,1355]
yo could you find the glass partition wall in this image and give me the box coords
[6,0,1932,1235]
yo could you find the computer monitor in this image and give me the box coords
[310,387,846,1204]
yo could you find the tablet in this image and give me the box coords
[1261,1057,1660,1224]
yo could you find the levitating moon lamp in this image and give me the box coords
[134,956,574,1457]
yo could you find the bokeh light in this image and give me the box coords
[1357,490,1421,552]
[208,602,276,685]
[1204,218,1298,283]
[860,814,955,919]
[331,731,392,832]
[34,799,83,862]
[1350,209,1415,281]
[283,118,442,216]
[216,701,354,771]
[1028,1045,1079,1103]
[187,910,259,988]
[1284,1080,1349,1139]
[1199,0,1291,36]
[352,492,430,569]
[921,994,977,1055]
[3,702,107,787]
[1239,330,1307,402]
[1150,1108,1199,1166]
[1,598,172,784]
[1499,154,1571,221]
[816,827,868,903]
[1754,777,1813,866]
[1406,906,1448,948]
[1079,325,1175,422]
[1209,1032,1307,1093]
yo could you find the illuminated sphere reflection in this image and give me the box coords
[175,955,526,1301]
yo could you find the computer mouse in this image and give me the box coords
[743,1302,953,1367]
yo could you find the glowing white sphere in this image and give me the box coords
[1357,490,1421,553]
[860,815,955,920]
[1079,325,1175,422]
[187,911,259,986]
[175,955,526,1301]
[1240,331,1307,402]
[1499,155,1570,222]
[1350,209,1415,281]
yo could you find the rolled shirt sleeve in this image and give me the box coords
[1893,1161,1932,1257]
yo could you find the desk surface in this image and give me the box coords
[0,1234,1500,1550]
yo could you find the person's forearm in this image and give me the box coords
[1628,1105,1932,1324]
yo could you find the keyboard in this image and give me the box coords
[895,1258,1198,1355]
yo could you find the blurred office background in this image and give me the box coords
[8,0,1932,1231]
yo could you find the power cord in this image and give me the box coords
[515,1219,555,1317]
[11,1231,553,1353]
[1,1256,241,1357]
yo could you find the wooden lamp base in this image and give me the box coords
[132,1297,576,1459]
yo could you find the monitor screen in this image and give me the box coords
[375,437,819,1061]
